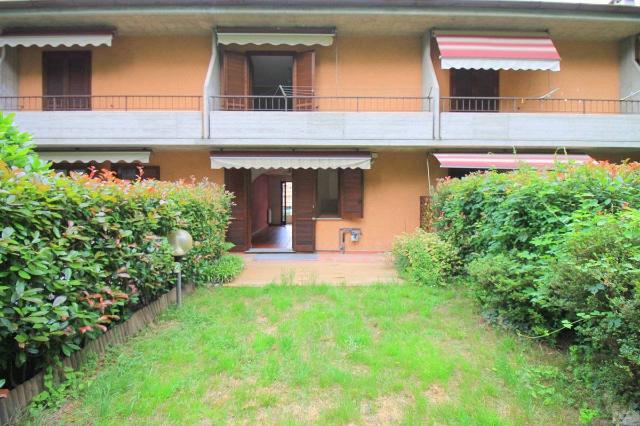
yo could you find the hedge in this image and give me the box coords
[392,229,460,287]
[430,161,640,408]
[0,113,235,390]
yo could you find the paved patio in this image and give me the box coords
[228,252,400,286]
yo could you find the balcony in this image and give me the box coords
[1,96,204,147]
[208,95,434,147]
[438,97,640,148]
[2,95,640,150]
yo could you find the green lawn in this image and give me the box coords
[33,284,582,425]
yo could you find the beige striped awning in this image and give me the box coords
[210,151,371,170]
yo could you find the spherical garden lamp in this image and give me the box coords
[168,229,193,305]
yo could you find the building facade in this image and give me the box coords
[0,0,639,252]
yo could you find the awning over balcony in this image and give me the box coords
[434,153,593,170]
[0,33,113,47]
[38,151,150,164]
[434,32,561,71]
[216,27,335,46]
[210,151,371,170]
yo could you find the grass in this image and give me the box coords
[30,284,583,425]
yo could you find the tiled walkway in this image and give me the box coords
[229,252,400,286]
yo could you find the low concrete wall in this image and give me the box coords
[11,111,202,141]
[210,111,434,147]
[440,112,640,146]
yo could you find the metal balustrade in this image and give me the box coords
[3,95,637,114]
[0,96,203,111]
[440,96,640,114]
[209,95,431,112]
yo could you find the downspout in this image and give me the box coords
[0,47,6,94]
[202,31,219,139]
[422,29,440,140]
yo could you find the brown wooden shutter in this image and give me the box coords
[293,50,315,111]
[66,52,91,110]
[222,51,250,110]
[292,169,316,252]
[225,169,251,252]
[43,52,66,111]
[43,51,91,111]
[340,169,364,219]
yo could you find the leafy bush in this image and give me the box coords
[431,161,640,408]
[207,254,244,284]
[392,229,459,286]
[545,209,640,405]
[466,254,547,333]
[433,163,640,262]
[0,113,237,389]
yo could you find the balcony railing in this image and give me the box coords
[210,96,431,112]
[0,96,203,111]
[440,97,640,114]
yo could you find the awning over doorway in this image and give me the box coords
[0,33,113,47]
[433,153,594,170]
[216,27,335,46]
[210,151,371,170]
[38,151,150,164]
[434,32,561,71]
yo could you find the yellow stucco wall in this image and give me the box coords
[18,36,211,97]
[315,151,445,252]
[315,36,423,97]
[149,150,223,184]
[18,35,619,102]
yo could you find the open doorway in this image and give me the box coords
[249,54,293,110]
[250,170,293,251]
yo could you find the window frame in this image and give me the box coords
[315,169,341,219]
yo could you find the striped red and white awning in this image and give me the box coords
[435,32,561,72]
[434,153,593,170]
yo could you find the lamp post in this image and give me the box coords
[168,229,193,306]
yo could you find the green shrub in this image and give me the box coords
[207,254,244,284]
[433,163,640,261]
[467,254,547,333]
[0,113,238,389]
[545,209,640,404]
[430,160,640,408]
[392,229,460,286]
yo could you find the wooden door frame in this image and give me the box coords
[225,169,252,252]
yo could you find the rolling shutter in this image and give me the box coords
[292,169,316,252]
[293,50,315,111]
[340,169,364,218]
[225,169,252,251]
[222,51,250,110]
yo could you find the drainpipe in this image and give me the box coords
[0,47,6,93]
[422,29,440,140]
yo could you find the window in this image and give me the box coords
[316,169,339,217]
[43,51,91,111]
[53,163,94,176]
[53,163,160,180]
[113,164,160,180]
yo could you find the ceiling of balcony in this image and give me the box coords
[0,7,638,41]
